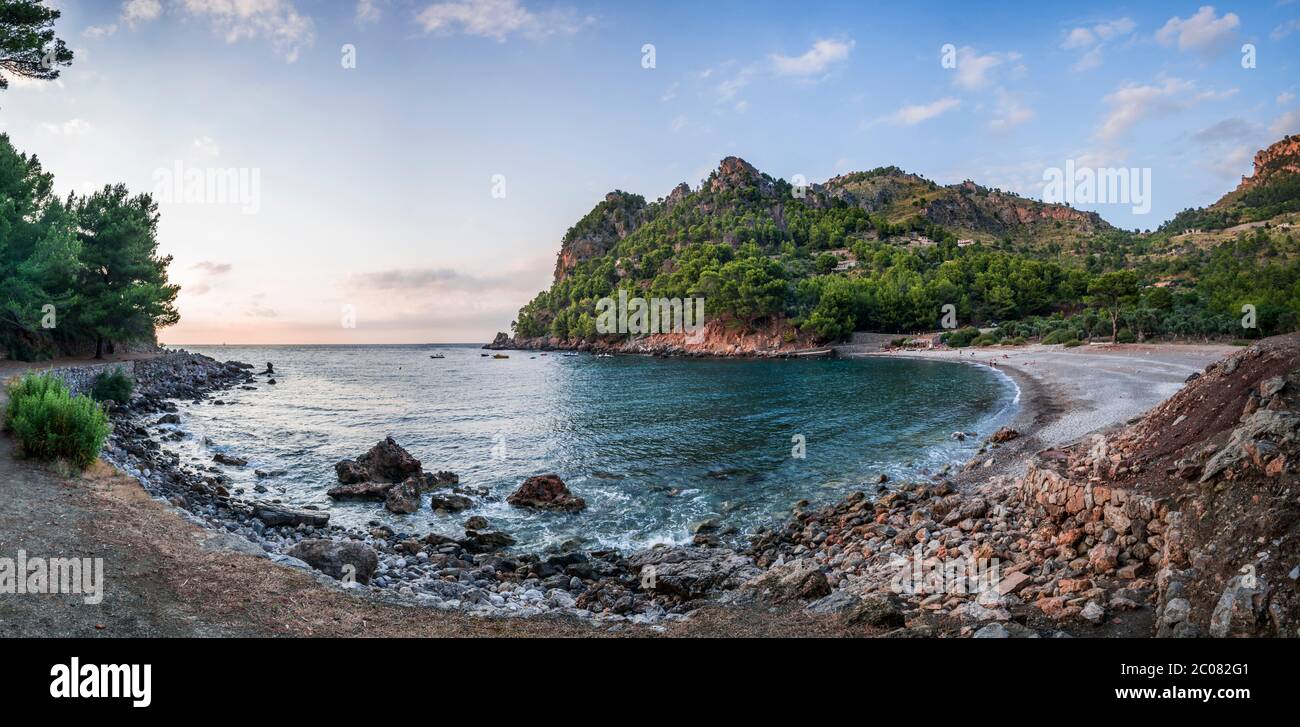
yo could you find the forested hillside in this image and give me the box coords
[511,141,1300,348]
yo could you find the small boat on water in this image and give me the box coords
[492,354,509,359]
[596,353,613,358]
[429,354,445,359]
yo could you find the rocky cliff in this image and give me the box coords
[1234,134,1300,193]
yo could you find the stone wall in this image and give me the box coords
[41,361,136,397]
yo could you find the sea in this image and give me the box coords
[175,344,1018,552]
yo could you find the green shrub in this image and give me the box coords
[943,326,981,348]
[1115,329,1137,344]
[1063,339,1085,348]
[1041,329,1078,345]
[91,368,134,402]
[1008,336,1027,345]
[971,333,998,347]
[4,373,110,468]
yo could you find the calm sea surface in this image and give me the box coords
[177,345,1017,551]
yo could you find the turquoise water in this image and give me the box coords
[176,345,1017,551]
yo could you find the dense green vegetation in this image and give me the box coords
[0,133,180,359]
[4,372,109,467]
[0,0,72,96]
[91,368,134,403]
[514,159,1300,346]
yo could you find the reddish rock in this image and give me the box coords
[507,474,586,512]
[1058,578,1093,594]
[1088,543,1119,573]
[356,436,423,482]
[384,479,421,514]
[989,427,1020,443]
[334,459,369,484]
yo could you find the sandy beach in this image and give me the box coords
[856,342,1238,478]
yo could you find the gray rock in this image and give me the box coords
[252,502,330,528]
[973,623,1010,638]
[287,539,379,584]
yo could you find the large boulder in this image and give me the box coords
[461,530,517,554]
[287,539,379,584]
[507,474,586,512]
[625,546,762,602]
[252,502,330,528]
[357,436,423,482]
[327,481,396,499]
[384,479,421,514]
[334,437,423,484]
[742,558,832,603]
[334,459,369,484]
[428,492,473,512]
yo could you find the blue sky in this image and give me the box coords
[1,0,1298,343]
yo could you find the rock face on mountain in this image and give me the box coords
[811,170,1109,236]
[553,191,650,283]
[1235,134,1300,193]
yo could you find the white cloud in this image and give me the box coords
[415,0,592,41]
[40,119,93,135]
[83,23,119,38]
[713,65,754,105]
[1278,91,1297,106]
[191,135,220,158]
[1272,108,1300,137]
[1096,77,1235,141]
[879,97,961,126]
[953,47,1020,91]
[116,1,314,61]
[1062,17,1135,71]
[989,89,1033,131]
[179,0,316,62]
[1156,6,1239,56]
[1062,17,1135,48]
[123,0,162,26]
[356,0,382,24]
[0,72,63,91]
[1271,19,1300,41]
[770,38,854,77]
[660,82,678,102]
[1208,144,1254,179]
[670,114,688,132]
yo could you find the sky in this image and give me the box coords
[0,0,1298,344]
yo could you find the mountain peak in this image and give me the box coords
[1236,134,1300,193]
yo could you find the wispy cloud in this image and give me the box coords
[111,0,314,62]
[1061,17,1135,71]
[952,47,1020,91]
[415,0,593,41]
[770,38,853,77]
[1156,6,1239,57]
[989,89,1033,131]
[40,119,93,135]
[877,97,961,126]
[1096,77,1235,141]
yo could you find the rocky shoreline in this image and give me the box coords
[96,336,1298,636]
